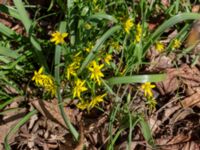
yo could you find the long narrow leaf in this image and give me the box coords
[0,23,16,38]
[4,109,37,150]
[107,74,166,85]
[13,0,32,33]
[88,13,118,23]
[0,46,20,59]
[139,116,155,148]
[0,5,20,20]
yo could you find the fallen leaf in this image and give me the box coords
[31,98,79,129]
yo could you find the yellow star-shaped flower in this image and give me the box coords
[104,54,112,65]
[50,31,68,45]
[155,41,164,52]
[88,61,104,85]
[141,82,155,97]
[88,93,107,109]
[66,62,79,80]
[123,18,134,34]
[73,79,87,98]
[32,67,44,86]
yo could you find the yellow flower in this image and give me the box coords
[73,79,87,98]
[66,62,79,80]
[88,61,104,85]
[135,23,142,43]
[141,82,155,97]
[32,67,56,96]
[77,101,89,110]
[123,18,134,34]
[32,67,44,86]
[50,31,68,45]
[104,54,112,65]
[172,39,181,49]
[88,93,107,109]
[155,41,164,52]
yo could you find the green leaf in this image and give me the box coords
[13,0,32,33]
[139,116,155,147]
[88,13,118,23]
[0,23,16,38]
[107,74,166,85]
[0,46,20,59]
[4,109,38,150]
[0,4,20,20]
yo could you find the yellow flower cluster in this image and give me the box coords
[77,93,107,111]
[155,41,164,52]
[48,31,108,111]
[134,23,142,43]
[172,39,181,49]
[32,67,56,96]
[123,18,134,34]
[50,31,68,45]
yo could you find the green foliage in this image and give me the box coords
[0,0,200,149]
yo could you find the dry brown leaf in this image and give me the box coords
[161,0,169,7]
[148,55,173,72]
[181,91,200,108]
[169,108,194,124]
[182,141,200,150]
[157,64,200,95]
[192,5,200,13]
[167,134,190,145]
[86,114,108,134]
[156,68,181,95]
[31,98,79,129]
[156,134,190,146]
[0,97,27,147]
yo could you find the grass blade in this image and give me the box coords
[139,116,155,148]
[4,109,38,150]
[13,0,32,33]
[88,13,118,23]
[0,23,16,38]
[0,4,20,20]
[0,46,20,59]
[107,74,166,85]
